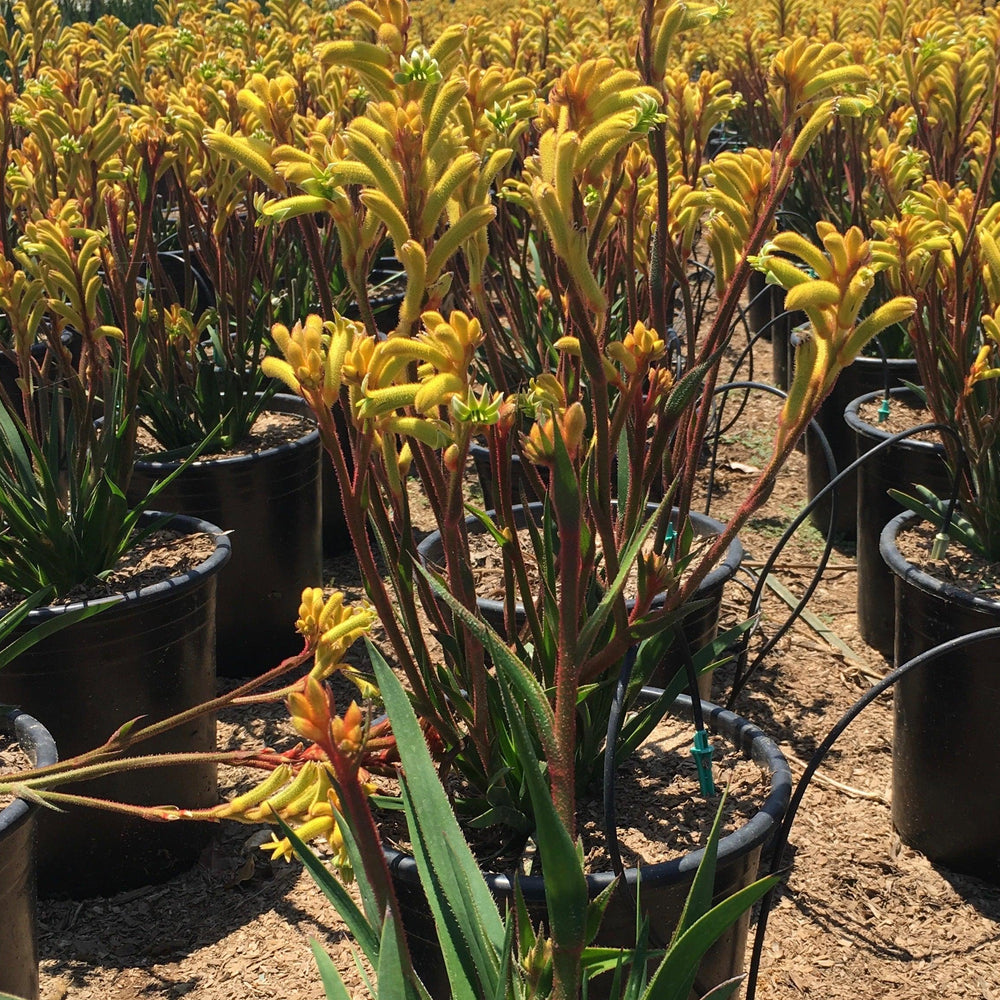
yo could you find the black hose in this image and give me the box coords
[726,419,968,707]
[697,381,838,705]
[743,626,1000,1000]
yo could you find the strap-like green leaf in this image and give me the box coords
[370,641,507,998]
[577,494,672,662]
[0,597,112,671]
[309,938,359,1000]
[643,873,781,1000]
[415,564,558,762]
[376,905,416,1000]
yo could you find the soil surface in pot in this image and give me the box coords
[894,520,1000,601]
[857,397,940,443]
[34,331,1000,1000]
[136,410,313,461]
[376,709,767,876]
[580,714,765,871]
[0,737,30,810]
[0,529,216,608]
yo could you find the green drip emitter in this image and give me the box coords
[691,729,715,796]
[931,532,950,559]
[877,396,891,423]
[664,522,677,559]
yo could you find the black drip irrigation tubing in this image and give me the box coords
[726,417,969,707]
[598,382,972,968]
[601,380,837,906]
[743,625,1000,1000]
[705,381,840,700]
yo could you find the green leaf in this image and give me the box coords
[416,565,558,761]
[370,641,507,998]
[462,504,513,549]
[276,815,381,964]
[672,792,727,948]
[888,485,981,556]
[0,597,114,671]
[615,687,681,767]
[643,873,780,1000]
[309,938,359,1000]
[698,975,748,1000]
[376,905,416,1000]
[577,494,672,662]
[585,878,620,946]
[398,773,486,998]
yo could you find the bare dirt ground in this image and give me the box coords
[34,331,1000,1000]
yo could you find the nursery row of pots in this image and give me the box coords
[0,391,335,893]
[0,508,774,1000]
[6,0,1000,996]
[3,369,996,994]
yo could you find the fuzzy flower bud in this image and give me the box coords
[287,675,333,747]
[607,320,666,374]
[295,588,376,680]
[265,315,327,394]
[521,401,587,466]
[329,701,366,754]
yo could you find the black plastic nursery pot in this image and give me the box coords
[844,388,949,657]
[385,693,791,1000]
[0,710,58,1000]
[416,504,743,699]
[0,513,230,899]
[0,330,81,424]
[468,442,545,512]
[806,355,920,541]
[128,393,322,677]
[880,511,1000,883]
[342,256,407,335]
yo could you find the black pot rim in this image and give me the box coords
[0,709,59,835]
[416,502,744,619]
[20,511,231,621]
[384,690,790,898]
[880,510,1000,614]
[133,393,318,472]
[849,353,919,371]
[844,387,944,455]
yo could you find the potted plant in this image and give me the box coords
[709,14,922,535]
[0,171,237,896]
[866,70,1000,878]
[280,642,784,1000]
[843,386,948,656]
[0,575,779,1000]
[117,112,326,678]
[242,0,914,989]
